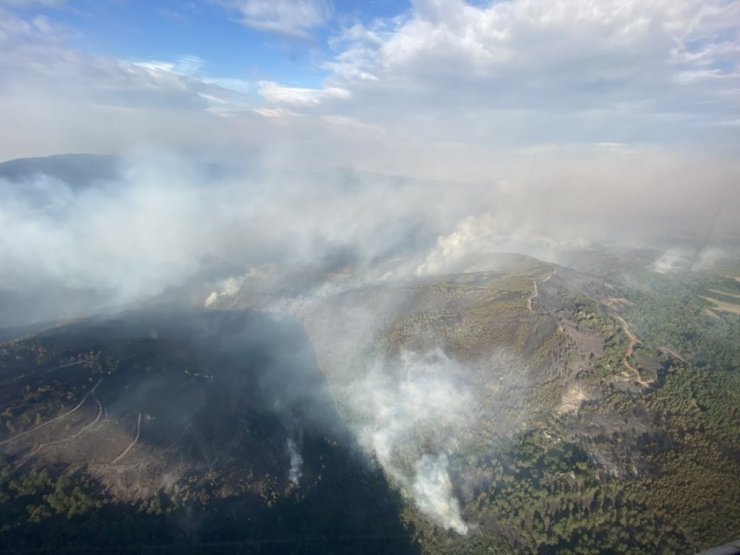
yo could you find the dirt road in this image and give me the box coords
[0,380,101,446]
[613,315,653,388]
[111,412,142,464]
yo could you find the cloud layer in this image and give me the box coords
[1,0,738,160]
[225,0,332,37]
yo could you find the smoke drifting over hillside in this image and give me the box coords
[0,148,737,531]
[0,148,737,327]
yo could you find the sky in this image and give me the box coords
[0,0,738,168]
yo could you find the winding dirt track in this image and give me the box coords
[36,397,104,451]
[524,270,655,389]
[110,412,142,464]
[613,315,653,388]
[0,380,102,446]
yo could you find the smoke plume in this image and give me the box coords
[341,350,473,533]
[286,438,303,486]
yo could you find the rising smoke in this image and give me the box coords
[413,454,468,535]
[0,147,738,327]
[340,350,474,533]
[286,437,304,486]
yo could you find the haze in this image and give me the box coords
[1,2,739,325]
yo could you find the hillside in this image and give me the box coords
[0,253,738,553]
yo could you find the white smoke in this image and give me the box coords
[412,454,468,535]
[204,276,244,307]
[651,249,691,274]
[651,246,734,275]
[691,247,729,272]
[415,215,503,276]
[286,438,303,486]
[342,350,473,534]
[415,213,589,276]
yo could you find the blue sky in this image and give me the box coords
[8,0,410,88]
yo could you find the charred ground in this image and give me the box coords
[0,310,419,554]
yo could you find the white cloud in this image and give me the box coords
[0,10,266,157]
[253,106,299,119]
[307,0,740,148]
[0,0,65,6]
[712,118,740,128]
[131,55,204,76]
[0,0,738,223]
[258,80,351,106]
[225,0,332,37]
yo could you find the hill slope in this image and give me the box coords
[1,253,738,553]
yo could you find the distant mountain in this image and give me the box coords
[0,154,119,189]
